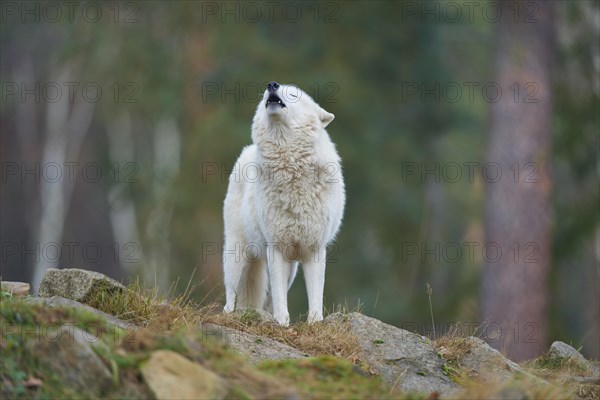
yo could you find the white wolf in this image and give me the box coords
[222,81,345,325]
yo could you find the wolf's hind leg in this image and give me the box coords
[223,241,244,313]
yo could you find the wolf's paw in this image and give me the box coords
[223,304,234,314]
[274,311,290,326]
[307,312,323,324]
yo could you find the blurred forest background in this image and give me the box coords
[1,1,598,361]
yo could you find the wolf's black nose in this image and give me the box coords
[267,81,280,92]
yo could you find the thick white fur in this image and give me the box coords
[223,84,345,325]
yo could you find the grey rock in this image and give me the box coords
[326,312,457,396]
[201,323,308,364]
[547,341,587,364]
[27,326,112,395]
[458,337,526,381]
[38,268,125,302]
[26,295,135,330]
[1,281,30,296]
[446,337,546,385]
[141,350,228,400]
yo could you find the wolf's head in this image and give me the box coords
[253,81,335,132]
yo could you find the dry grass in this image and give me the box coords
[525,352,592,378]
[432,323,493,384]
[85,276,205,330]
[434,335,473,366]
[432,335,478,387]
[199,307,363,364]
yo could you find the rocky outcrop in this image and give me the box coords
[326,312,457,396]
[38,268,125,302]
[22,269,598,399]
[141,350,228,400]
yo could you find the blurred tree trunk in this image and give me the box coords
[482,1,555,361]
[31,66,95,290]
[144,118,181,291]
[106,112,144,276]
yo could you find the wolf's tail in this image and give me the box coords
[236,259,268,309]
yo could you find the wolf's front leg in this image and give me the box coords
[267,247,292,326]
[303,247,326,323]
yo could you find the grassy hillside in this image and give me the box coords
[1,285,597,399]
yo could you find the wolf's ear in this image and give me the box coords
[319,107,335,127]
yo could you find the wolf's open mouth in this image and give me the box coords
[266,93,286,108]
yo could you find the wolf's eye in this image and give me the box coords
[289,94,298,98]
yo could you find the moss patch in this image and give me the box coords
[1,297,124,343]
[1,298,124,399]
[258,356,400,399]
